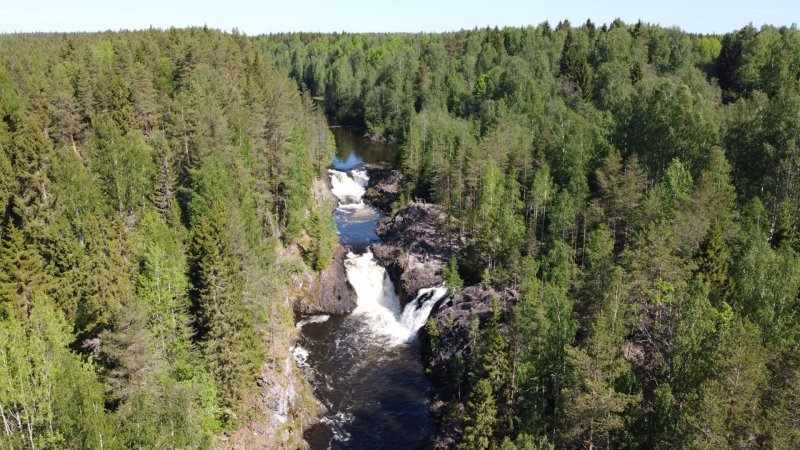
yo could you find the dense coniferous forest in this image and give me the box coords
[0,28,337,448]
[1,19,799,450]
[261,21,800,449]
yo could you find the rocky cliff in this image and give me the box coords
[293,244,357,315]
[422,284,519,449]
[362,164,403,213]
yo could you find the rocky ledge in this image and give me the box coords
[362,164,403,213]
[370,201,461,302]
[293,244,357,315]
[422,284,518,392]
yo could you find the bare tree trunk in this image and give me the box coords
[0,403,13,444]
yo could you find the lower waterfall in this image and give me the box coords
[344,251,448,344]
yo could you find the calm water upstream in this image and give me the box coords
[297,126,439,449]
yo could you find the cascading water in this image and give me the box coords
[399,286,449,337]
[328,168,382,250]
[345,250,448,344]
[297,128,443,449]
[328,168,369,206]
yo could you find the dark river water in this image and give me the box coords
[298,126,437,449]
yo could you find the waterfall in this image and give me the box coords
[344,251,447,344]
[399,286,448,334]
[329,168,369,206]
[330,167,445,344]
[296,315,331,329]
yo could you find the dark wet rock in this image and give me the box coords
[363,164,403,213]
[370,201,461,302]
[421,284,518,394]
[294,244,357,315]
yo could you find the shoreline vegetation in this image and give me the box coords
[266,21,800,449]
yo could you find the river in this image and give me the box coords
[296,126,441,449]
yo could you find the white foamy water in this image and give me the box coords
[292,344,310,367]
[344,251,447,344]
[296,314,331,329]
[399,286,448,334]
[322,412,354,443]
[329,168,369,206]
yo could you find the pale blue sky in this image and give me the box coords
[0,0,797,35]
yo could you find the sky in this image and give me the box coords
[0,0,797,35]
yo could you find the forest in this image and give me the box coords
[0,29,337,448]
[261,21,800,449]
[0,18,799,450]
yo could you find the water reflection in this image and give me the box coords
[331,126,398,170]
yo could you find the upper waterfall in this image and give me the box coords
[329,168,369,206]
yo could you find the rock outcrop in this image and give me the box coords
[227,355,322,449]
[362,164,403,213]
[293,244,357,315]
[421,283,519,450]
[422,284,518,390]
[371,201,461,302]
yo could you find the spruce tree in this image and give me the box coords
[0,224,51,317]
[188,214,262,417]
[461,378,497,450]
[695,220,734,307]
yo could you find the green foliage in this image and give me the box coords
[306,201,338,271]
[0,20,798,449]
[133,210,192,363]
[0,225,52,317]
[0,297,111,449]
[460,378,497,450]
[264,21,800,450]
[684,319,768,448]
[560,31,593,97]
[283,126,314,241]
[188,214,263,418]
[442,256,464,296]
[91,114,157,214]
[0,27,336,445]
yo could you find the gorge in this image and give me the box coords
[297,126,447,449]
